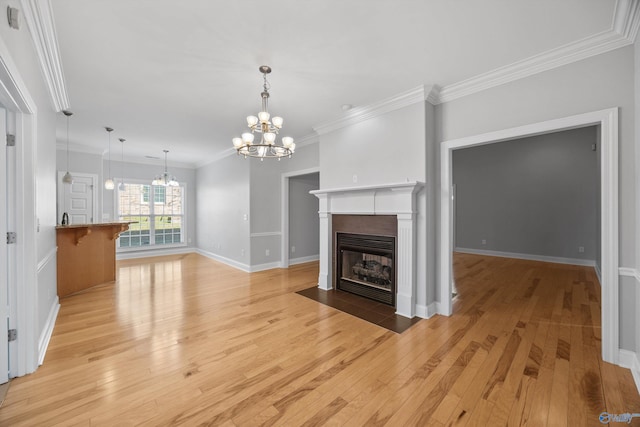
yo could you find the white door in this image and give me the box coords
[0,107,10,383]
[58,173,97,225]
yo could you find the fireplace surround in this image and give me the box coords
[311,181,423,318]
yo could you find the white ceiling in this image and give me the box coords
[51,0,618,167]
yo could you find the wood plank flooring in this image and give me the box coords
[0,252,638,426]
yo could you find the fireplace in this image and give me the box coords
[311,181,423,318]
[337,233,395,305]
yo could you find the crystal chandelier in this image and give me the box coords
[152,150,179,186]
[232,65,295,160]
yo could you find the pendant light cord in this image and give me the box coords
[66,115,70,170]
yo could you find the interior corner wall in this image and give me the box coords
[196,155,250,267]
[452,127,598,262]
[437,45,636,349]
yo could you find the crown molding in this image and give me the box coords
[313,85,437,135]
[613,0,640,40]
[20,0,69,111]
[294,133,319,149]
[436,0,640,104]
[56,141,104,156]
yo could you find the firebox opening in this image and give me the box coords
[336,233,396,306]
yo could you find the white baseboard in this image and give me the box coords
[594,262,602,284]
[416,302,439,319]
[618,349,640,395]
[289,255,319,265]
[454,247,596,267]
[116,246,196,260]
[249,261,283,272]
[38,297,60,366]
[196,249,251,272]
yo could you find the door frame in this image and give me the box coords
[439,108,619,364]
[0,42,39,377]
[280,167,320,268]
[57,172,99,225]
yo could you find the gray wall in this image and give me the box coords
[453,126,598,261]
[249,158,283,266]
[620,275,636,351]
[289,173,319,260]
[248,141,319,267]
[437,46,635,350]
[196,155,250,266]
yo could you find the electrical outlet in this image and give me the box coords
[578,246,585,253]
[243,214,248,221]
[481,239,487,245]
[265,249,270,256]
[241,249,245,256]
[352,174,358,183]
[291,246,296,253]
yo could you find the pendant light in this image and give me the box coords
[62,110,74,184]
[104,127,115,190]
[118,138,126,191]
[152,150,179,186]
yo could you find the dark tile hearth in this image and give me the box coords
[296,287,421,333]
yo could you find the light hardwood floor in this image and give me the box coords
[0,253,638,426]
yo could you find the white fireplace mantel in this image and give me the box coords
[311,181,424,318]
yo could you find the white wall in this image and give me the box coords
[0,0,59,373]
[634,33,640,361]
[438,46,636,350]
[319,104,426,188]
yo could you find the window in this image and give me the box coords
[141,185,166,204]
[117,182,185,249]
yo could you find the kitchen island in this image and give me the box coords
[56,222,132,298]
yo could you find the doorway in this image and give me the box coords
[280,168,320,268]
[57,172,98,225]
[440,108,619,364]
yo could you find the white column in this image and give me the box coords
[316,194,333,290]
[396,213,416,317]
